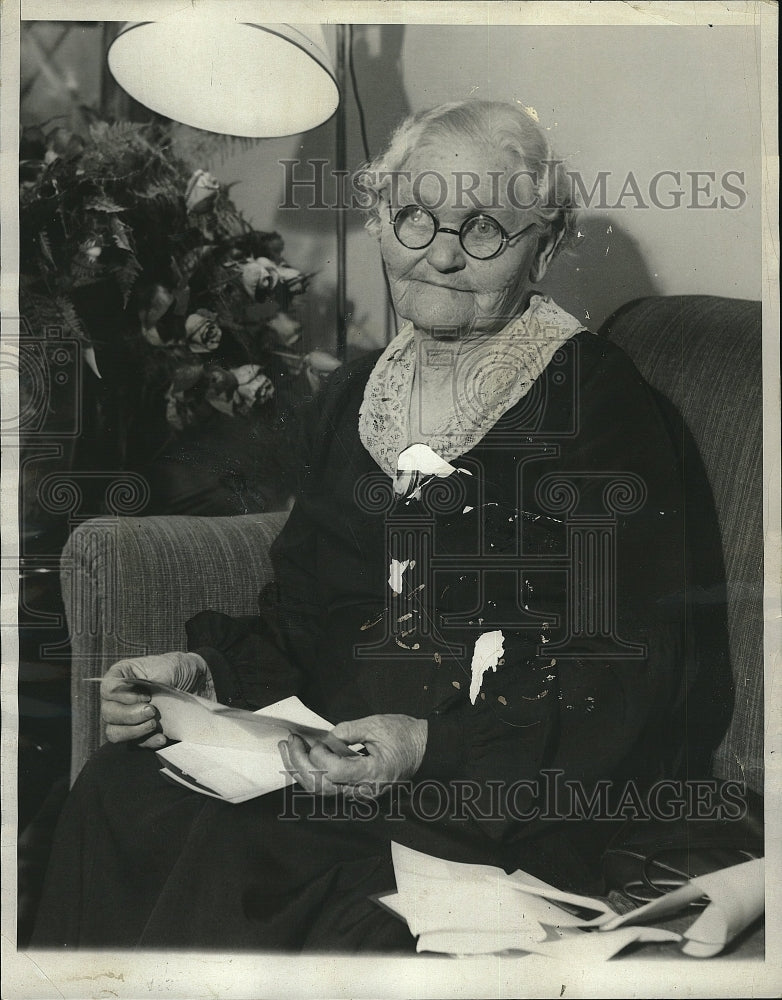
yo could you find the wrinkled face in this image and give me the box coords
[379,139,550,337]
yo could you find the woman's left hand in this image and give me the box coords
[278,714,428,798]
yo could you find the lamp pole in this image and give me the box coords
[335,24,348,360]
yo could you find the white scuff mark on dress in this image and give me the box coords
[469,630,505,705]
[388,558,415,595]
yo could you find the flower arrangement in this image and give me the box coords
[19,115,331,447]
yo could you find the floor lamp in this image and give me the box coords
[334,25,348,359]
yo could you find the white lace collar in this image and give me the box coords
[358,294,586,478]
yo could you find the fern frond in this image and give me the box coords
[38,229,57,269]
[71,258,104,288]
[110,215,134,253]
[20,287,66,336]
[113,254,143,308]
[55,295,90,343]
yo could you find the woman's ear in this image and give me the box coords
[529,226,565,283]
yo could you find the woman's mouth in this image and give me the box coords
[410,278,471,291]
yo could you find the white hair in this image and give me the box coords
[362,100,577,257]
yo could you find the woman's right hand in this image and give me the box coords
[100,652,211,749]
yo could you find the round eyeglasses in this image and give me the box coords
[388,204,538,261]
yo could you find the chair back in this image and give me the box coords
[601,295,763,794]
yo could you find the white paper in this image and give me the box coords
[522,926,682,962]
[416,928,543,956]
[416,925,681,960]
[683,859,765,956]
[387,842,763,961]
[157,741,293,802]
[128,682,354,756]
[600,857,764,957]
[503,872,616,925]
[391,841,616,944]
[152,695,352,803]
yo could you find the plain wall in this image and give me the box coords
[215,23,761,355]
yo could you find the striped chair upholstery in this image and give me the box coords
[601,295,763,794]
[63,511,288,783]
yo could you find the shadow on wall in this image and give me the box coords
[541,214,660,330]
[272,24,411,240]
[347,25,412,166]
[271,26,411,354]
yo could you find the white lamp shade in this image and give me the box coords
[108,21,339,137]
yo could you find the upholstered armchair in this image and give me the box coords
[62,295,764,795]
[62,510,289,783]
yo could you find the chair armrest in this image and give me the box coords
[62,511,288,783]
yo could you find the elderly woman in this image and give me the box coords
[32,101,731,951]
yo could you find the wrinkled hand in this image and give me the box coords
[101,652,212,749]
[278,714,428,798]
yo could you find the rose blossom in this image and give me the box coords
[304,350,342,394]
[231,363,274,413]
[184,310,222,353]
[276,263,306,294]
[268,310,301,347]
[240,257,279,299]
[185,169,220,213]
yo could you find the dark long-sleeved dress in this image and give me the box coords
[32,330,733,951]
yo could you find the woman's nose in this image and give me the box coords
[424,231,467,272]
